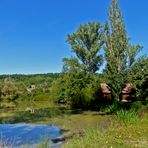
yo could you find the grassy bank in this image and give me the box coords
[63,111,148,148]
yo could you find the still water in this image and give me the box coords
[0,123,61,147]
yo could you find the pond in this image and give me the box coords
[0,123,61,148]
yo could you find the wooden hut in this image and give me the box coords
[119,83,136,102]
[100,83,113,102]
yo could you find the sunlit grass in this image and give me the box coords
[115,109,138,124]
[63,113,148,148]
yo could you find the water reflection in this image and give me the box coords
[0,123,61,147]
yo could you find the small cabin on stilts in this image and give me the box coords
[100,83,114,103]
[119,83,136,102]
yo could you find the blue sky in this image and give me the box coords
[0,0,147,74]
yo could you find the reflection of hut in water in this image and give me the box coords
[26,107,35,114]
[100,83,114,103]
[119,83,136,102]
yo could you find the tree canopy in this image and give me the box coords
[66,22,104,73]
[104,0,142,100]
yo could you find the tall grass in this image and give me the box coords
[37,138,50,148]
[63,112,148,148]
[115,109,138,124]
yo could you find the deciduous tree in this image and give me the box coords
[66,22,104,73]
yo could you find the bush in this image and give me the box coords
[1,78,20,101]
[50,72,101,110]
[130,101,142,112]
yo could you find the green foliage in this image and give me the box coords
[51,1,146,109]
[0,73,58,104]
[66,22,104,73]
[63,113,148,148]
[130,101,143,112]
[63,57,82,73]
[54,22,105,109]
[0,0,146,112]
[104,0,142,100]
[115,109,138,123]
[1,77,20,101]
[127,57,148,101]
[109,101,145,114]
[50,72,101,109]
[110,101,147,124]
[33,93,51,101]
[50,74,67,104]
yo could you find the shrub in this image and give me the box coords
[1,78,20,101]
[50,72,101,110]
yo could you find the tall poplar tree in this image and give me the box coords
[104,0,142,100]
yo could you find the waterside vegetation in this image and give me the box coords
[0,0,148,147]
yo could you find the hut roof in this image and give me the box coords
[100,83,111,93]
[122,83,132,93]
